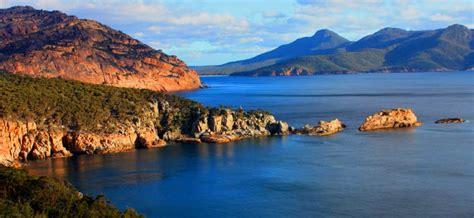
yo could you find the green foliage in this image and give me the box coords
[0,72,202,133]
[198,25,473,76]
[0,168,143,217]
[234,49,387,76]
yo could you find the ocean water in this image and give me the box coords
[26,72,474,217]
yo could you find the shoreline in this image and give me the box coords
[200,69,474,77]
[4,107,463,168]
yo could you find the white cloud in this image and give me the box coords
[1,0,472,65]
[262,11,286,19]
[132,32,144,37]
[400,7,419,21]
[430,13,455,22]
[239,37,264,43]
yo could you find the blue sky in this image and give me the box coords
[2,0,473,65]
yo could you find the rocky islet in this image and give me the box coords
[358,108,423,131]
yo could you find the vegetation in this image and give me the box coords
[234,49,387,76]
[0,72,202,134]
[194,24,473,76]
[193,29,349,75]
[0,167,142,217]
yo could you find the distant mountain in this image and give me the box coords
[0,6,201,91]
[195,24,473,76]
[194,29,350,75]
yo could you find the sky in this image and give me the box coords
[1,0,473,65]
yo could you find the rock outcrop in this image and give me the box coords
[434,118,465,124]
[0,108,289,166]
[190,109,289,140]
[359,108,422,131]
[0,72,290,167]
[136,128,167,148]
[267,121,290,135]
[200,134,240,144]
[0,6,201,92]
[0,118,167,166]
[296,119,345,136]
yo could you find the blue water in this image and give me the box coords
[27,72,474,217]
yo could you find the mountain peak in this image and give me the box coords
[0,6,201,91]
[440,24,471,42]
[3,6,36,12]
[445,24,469,31]
[374,27,407,35]
[312,29,339,37]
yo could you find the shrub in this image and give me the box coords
[0,168,143,217]
[0,72,202,134]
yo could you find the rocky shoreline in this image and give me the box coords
[0,107,291,167]
[1,105,465,168]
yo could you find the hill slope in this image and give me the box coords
[194,29,350,75]
[194,25,473,76]
[0,6,201,91]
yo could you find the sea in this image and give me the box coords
[26,72,474,217]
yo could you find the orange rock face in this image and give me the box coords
[0,6,201,92]
[299,119,345,136]
[359,108,422,131]
[200,134,240,143]
[0,117,168,167]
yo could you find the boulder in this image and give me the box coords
[193,117,209,135]
[136,128,166,148]
[19,131,36,160]
[200,134,240,143]
[162,129,182,141]
[223,110,234,131]
[267,121,290,135]
[299,119,345,136]
[49,130,72,158]
[176,137,202,144]
[359,108,422,131]
[434,118,465,124]
[30,131,52,160]
[209,115,223,132]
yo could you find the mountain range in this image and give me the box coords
[0,6,201,91]
[194,24,474,76]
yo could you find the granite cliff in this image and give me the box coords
[0,73,287,166]
[0,6,200,91]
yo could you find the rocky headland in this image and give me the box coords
[0,73,290,167]
[0,6,201,92]
[0,73,462,168]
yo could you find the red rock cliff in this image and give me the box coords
[0,6,201,92]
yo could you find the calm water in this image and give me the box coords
[26,72,474,217]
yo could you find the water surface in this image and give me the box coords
[27,72,474,217]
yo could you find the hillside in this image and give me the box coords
[194,29,350,75]
[0,6,201,91]
[194,24,473,76]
